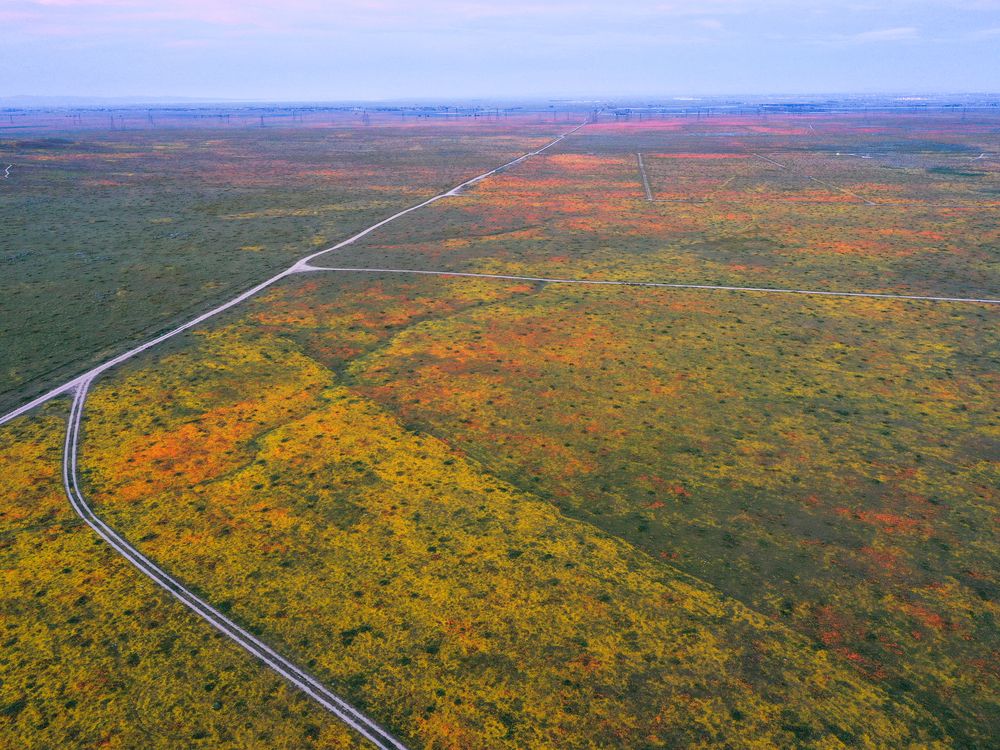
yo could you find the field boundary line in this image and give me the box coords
[752,152,878,205]
[298,266,1000,306]
[636,152,654,200]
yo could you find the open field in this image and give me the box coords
[0,114,563,415]
[1,110,997,747]
[323,115,999,300]
[0,403,365,749]
[73,274,949,747]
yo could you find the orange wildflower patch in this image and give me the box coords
[649,153,750,159]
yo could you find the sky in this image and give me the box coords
[3,0,999,100]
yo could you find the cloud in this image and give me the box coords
[4,1,991,42]
[0,1,962,31]
[968,25,1000,37]
[4,1,749,41]
[0,2,971,73]
[848,26,920,42]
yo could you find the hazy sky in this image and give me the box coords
[3,0,999,100]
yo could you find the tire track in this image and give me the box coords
[298,266,1000,306]
[752,152,878,205]
[636,152,654,200]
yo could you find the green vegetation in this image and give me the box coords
[0,120,559,413]
[325,118,999,299]
[342,281,998,746]
[77,275,949,747]
[0,404,364,748]
[1,112,996,747]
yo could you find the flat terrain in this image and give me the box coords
[0,114,563,414]
[1,109,997,748]
[0,402,366,749]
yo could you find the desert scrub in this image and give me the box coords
[0,404,364,749]
[78,290,949,748]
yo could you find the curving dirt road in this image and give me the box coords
[63,378,409,749]
[3,116,998,745]
[4,123,589,749]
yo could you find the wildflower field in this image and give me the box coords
[1,109,997,747]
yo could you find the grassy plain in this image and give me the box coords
[325,114,999,299]
[0,404,363,749]
[343,281,998,746]
[1,111,997,747]
[317,113,999,745]
[0,116,561,414]
[77,274,949,747]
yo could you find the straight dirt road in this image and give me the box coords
[299,266,1000,305]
